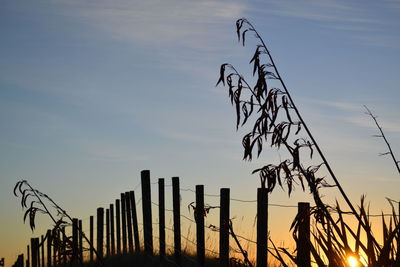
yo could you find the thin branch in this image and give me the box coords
[364,105,400,175]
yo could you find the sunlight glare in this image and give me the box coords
[347,255,358,267]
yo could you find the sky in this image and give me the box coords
[1,0,400,266]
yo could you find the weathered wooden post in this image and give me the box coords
[31,238,37,267]
[90,215,94,262]
[41,235,44,267]
[121,193,127,254]
[158,178,166,258]
[172,176,181,264]
[110,204,115,255]
[116,199,121,254]
[79,219,83,263]
[62,227,66,264]
[14,254,24,267]
[220,188,230,267]
[72,218,79,264]
[297,202,311,267]
[27,245,30,267]
[141,170,153,255]
[46,230,52,267]
[129,191,140,252]
[106,209,110,257]
[125,192,134,253]
[196,185,205,266]
[97,207,104,260]
[52,231,57,265]
[257,188,268,267]
[36,238,40,267]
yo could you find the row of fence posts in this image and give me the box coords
[17,170,313,267]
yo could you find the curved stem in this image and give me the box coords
[24,181,103,265]
[243,20,379,248]
[364,105,400,175]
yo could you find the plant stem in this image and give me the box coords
[23,181,103,265]
[364,105,400,175]
[244,20,379,248]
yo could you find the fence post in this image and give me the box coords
[97,207,104,260]
[141,170,153,255]
[31,238,37,267]
[129,191,140,252]
[72,218,79,264]
[158,179,166,259]
[106,209,110,257]
[46,230,51,267]
[116,199,121,254]
[79,219,83,263]
[27,245,30,267]
[125,192,134,253]
[257,188,268,267]
[220,188,230,267]
[121,193,127,254]
[15,254,24,267]
[36,238,40,267]
[90,215,94,262]
[61,227,66,265]
[172,176,181,264]
[196,185,205,266]
[297,202,311,267]
[52,231,57,266]
[110,204,115,255]
[41,235,44,267]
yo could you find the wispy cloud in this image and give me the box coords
[347,115,400,134]
[384,0,400,9]
[254,0,377,24]
[306,99,400,133]
[67,0,246,51]
[78,140,150,162]
[252,0,400,48]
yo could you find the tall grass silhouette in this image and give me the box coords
[217,18,400,266]
[13,180,102,266]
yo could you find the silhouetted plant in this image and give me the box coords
[14,180,102,265]
[217,18,400,265]
[364,105,400,175]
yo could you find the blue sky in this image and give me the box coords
[1,0,400,265]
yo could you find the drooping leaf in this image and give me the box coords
[241,29,248,46]
[216,63,228,86]
[241,103,249,126]
[242,133,252,160]
[236,19,244,41]
[295,122,302,135]
[282,95,293,124]
[292,145,300,170]
[257,136,263,157]
[14,181,21,197]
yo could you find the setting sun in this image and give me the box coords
[347,255,358,267]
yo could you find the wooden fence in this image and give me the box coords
[12,170,313,267]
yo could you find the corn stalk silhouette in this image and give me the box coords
[217,18,399,265]
[14,180,103,265]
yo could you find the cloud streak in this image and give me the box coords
[68,0,246,51]
[305,98,400,133]
[252,0,400,48]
